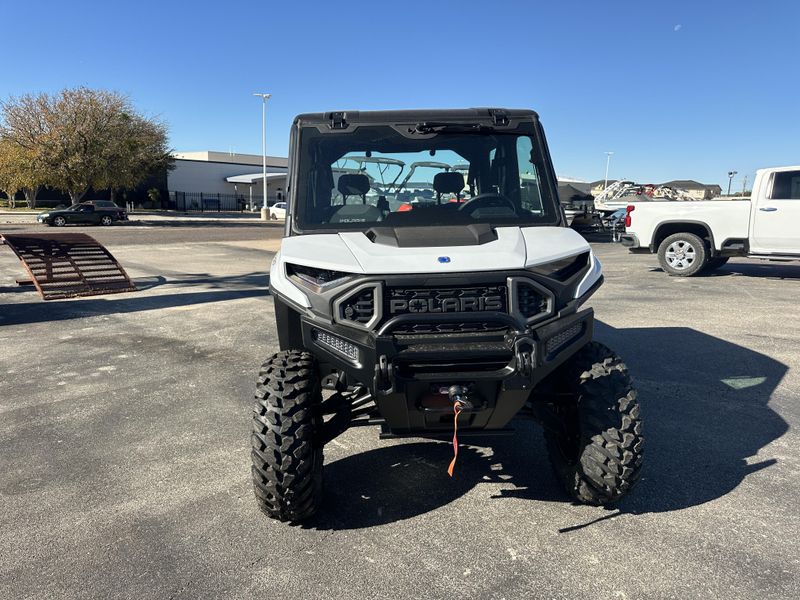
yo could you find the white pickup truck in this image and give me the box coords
[620,165,800,276]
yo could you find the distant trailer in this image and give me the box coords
[0,232,136,300]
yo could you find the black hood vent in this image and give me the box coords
[365,224,497,248]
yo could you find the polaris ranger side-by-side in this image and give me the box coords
[252,109,643,522]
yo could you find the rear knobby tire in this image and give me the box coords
[657,232,708,276]
[545,342,644,506]
[251,350,324,522]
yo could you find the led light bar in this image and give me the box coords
[546,323,584,356]
[311,328,359,362]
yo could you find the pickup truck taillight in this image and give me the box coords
[625,204,635,227]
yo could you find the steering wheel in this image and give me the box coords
[457,193,518,216]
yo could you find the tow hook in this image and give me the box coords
[514,337,535,377]
[375,354,394,394]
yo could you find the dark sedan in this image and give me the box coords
[37,201,128,227]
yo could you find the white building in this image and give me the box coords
[168,151,288,208]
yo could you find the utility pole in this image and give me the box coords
[253,93,272,220]
[604,152,614,190]
[742,174,748,196]
[727,170,737,196]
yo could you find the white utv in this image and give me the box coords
[252,109,643,522]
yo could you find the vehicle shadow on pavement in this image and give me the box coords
[129,272,268,292]
[649,263,800,280]
[312,435,563,530]
[596,321,788,515]
[311,321,788,530]
[125,220,284,229]
[0,272,268,326]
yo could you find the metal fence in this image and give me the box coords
[168,191,268,212]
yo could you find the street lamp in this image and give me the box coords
[727,170,737,196]
[253,93,272,220]
[603,152,614,190]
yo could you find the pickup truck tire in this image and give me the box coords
[545,342,643,506]
[251,350,324,522]
[657,232,708,276]
[704,256,729,272]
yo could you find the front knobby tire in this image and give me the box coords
[251,350,324,522]
[545,342,644,506]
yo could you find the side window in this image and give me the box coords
[770,170,800,199]
[516,136,543,213]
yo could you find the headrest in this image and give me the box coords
[433,172,464,195]
[337,173,370,197]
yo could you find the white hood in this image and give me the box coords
[278,226,590,275]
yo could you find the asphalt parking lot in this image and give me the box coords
[1,222,799,599]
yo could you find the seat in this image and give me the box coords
[433,172,465,203]
[337,173,371,204]
[329,173,382,224]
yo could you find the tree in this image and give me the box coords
[0,139,44,208]
[97,113,173,203]
[0,138,24,208]
[1,87,172,205]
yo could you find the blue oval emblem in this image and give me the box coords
[438,256,451,263]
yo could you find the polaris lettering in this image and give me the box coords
[389,296,503,314]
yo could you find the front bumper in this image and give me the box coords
[297,304,594,434]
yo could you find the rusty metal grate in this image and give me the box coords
[1,232,136,300]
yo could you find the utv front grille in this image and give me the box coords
[340,288,374,324]
[334,283,381,330]
[385,284,508,317]
[509,278,554,324]
[516,281,549,318]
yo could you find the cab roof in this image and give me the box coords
[293,108,540,128]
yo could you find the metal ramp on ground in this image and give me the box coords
[1,232,136,300]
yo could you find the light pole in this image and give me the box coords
[727,170,737,196]
[253,93,272,220]
[603,152,614,190]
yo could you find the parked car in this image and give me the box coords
[269,202,287,220]
[621,165,800,275]
[37,201,128,227]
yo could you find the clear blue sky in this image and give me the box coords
[2,0,798,189]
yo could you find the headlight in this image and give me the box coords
[286,263,352,291]
[528,251,590,281]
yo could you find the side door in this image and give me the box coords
[751,169,800,254]
[74,205,96,224]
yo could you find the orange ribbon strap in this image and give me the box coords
[447,401,464,477]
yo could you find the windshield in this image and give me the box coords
[293,124,560,231]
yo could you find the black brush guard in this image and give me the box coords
[300,307,593,437]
